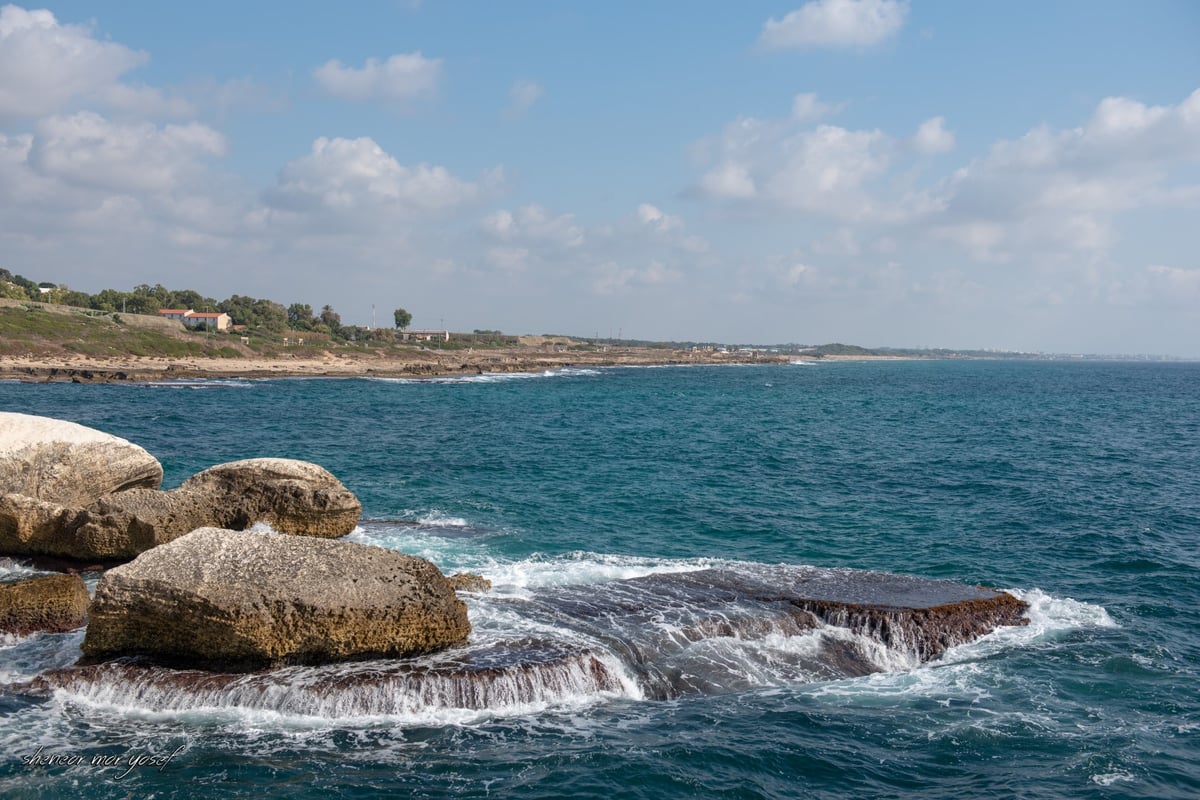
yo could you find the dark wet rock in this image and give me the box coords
[82,528,470,670]
[0,573,89,635]
[521,566,1030,698]
[29,637,626,715]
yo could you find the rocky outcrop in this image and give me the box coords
[51,459,363,560]
[82,528,470,670]
[178,459,363,537]
[0,412,162,506]
[1,413,362,561]
[0,573,89,635]
[447,572,492,593]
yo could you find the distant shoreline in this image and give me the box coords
[0,348,799,383]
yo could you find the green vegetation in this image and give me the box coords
[0,268,421,346]
[0,304,245,359]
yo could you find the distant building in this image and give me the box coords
[158,309,232,331]
[402,329,450,342]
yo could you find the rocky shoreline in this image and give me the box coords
[0,346,792,383]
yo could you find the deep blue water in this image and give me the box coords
[1,361,1198,798]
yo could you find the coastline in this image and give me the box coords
[0,347,795,383]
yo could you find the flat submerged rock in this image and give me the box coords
[28,564,1029,716]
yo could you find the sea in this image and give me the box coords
[0,360,1197,799]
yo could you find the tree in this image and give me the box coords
[319,304,341,333]
[393,307,412,330]
[287,302,314,331]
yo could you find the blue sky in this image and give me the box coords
[2,1,1198,354]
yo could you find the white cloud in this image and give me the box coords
[932,88,1200,260]
[759,0,909,50]
[912,116,954,154]
[505,80,544,118]
[1147,265,1200,299]
[482,204,584,247]
[592,260,682,294]
[791,92,840,123]
[28,112,226,193]
[700,162,757,199]
[268,137,496,221]
[313,53,442,103]
[697,113,893,219]
[477,202,704,296]
[0,5,147,120]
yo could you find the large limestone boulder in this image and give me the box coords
[179,458,362,537]
[82,528,470,670]
[0,412,162,506]
[0,573,89,635]
[1,453,361,561]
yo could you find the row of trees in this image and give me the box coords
[1,270,415,339]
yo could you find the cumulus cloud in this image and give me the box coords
[482,204,584,247]
[28,112,226,193]
[790,92,841,123]
[478,202,705,294]
[696,110,894,220]
[0,5,148,120]
[759,0,909,50]
[504,80,544,118]
[267,137,500,228]
[313,53,442,103]
[912,116,954,154]
[592,260,682,294]
[932,88,1200,260]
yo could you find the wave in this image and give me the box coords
[367,367,603,386]
[24,561,1074,727]
[137,379,258,389]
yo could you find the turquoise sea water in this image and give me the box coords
[1,361,1197,798]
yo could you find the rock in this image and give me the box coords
[63,488,219,560]
[0,412,162,506]
[82,528,470,670]
[0,493,73,555]
[0,573,89,635]
[447,572,492,593]
[179,458,362,537]
[1,453,362,562]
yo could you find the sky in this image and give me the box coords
[1,0,1198,355]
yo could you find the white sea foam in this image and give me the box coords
[416,511,470,528]
[0,558,42,582]
[478,551,720,596]
[1091,770,1135,786]
[369,367,603,386]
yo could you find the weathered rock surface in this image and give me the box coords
[0,412,162,506]
[0,573,89,635]
[1,423,362,559]
[447,572,492,593]
[179,458,363,537]
[82,528,470,670]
